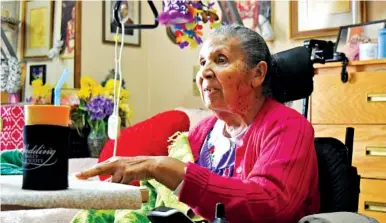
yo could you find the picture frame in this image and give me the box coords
[289,0,367,40]
[102,0,141,46]
[29,64,46,85]
[336,19,386,61]
[22,1,54,60]
[218,0,274,41]
[60,1,77,59]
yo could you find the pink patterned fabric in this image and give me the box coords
[0,105,24,150]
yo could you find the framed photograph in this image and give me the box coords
[218,0,274,41]
[60,1,77,59]
[22,1,54,59]
[289,0,367,40]
[29,65,46,85]
[102,0,141,46]
[336,19,386,61]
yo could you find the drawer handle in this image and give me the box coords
[364,201,386,213]
[367,93,386,102]
[366,146,386,157]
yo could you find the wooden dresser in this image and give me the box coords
[311,59,386,222]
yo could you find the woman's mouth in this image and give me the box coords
[203,87,219,95]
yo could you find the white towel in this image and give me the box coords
[0,208,80,223]
[298,212,379,223]
[1,175,142,210]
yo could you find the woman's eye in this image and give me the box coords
[200,60,206,66]
[217,55,227,64]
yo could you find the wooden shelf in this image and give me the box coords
[314,59,386,69]
[314,59,386,75]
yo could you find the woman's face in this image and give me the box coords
[196,35,265,114]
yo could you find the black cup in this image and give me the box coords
[22,124,70,190]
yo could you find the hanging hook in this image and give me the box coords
[113,0,159,29]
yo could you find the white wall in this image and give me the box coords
[16,0,386,124]
[81,1,151,123]
[145,0,386,118]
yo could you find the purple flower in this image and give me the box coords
[86,96,114,120]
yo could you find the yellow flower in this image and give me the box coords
[119,104,133,120]
[78,87,91,99]
[32,79,43,88]
[80,76,97,89]
[91,84,104,97]
[119,103,128,112]
[125,108,133,120]
[32,87,42,97]
[120,89,130,99]
[104,79,120,91]
[31,81,53,99]
[42,84,53,98]
[104,80,128,101]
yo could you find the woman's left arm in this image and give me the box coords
[178,116,319,223]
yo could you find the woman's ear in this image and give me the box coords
[252,61,268,88]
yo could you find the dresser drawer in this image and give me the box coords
[358,178,386,223]
[314,125,386,179]
[311,72,386,124]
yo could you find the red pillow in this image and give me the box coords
[98,110,190,182]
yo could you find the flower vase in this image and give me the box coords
[87,128,107,158]
[69,126,90,158]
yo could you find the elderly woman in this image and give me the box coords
[76,25,320,222]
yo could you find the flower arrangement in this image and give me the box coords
[73,75,133,135]
[27,79,55,104]
[76,75,132,157]
[28,72,132,157]
[28,74,133,136]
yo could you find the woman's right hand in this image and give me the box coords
[75,156,186,190]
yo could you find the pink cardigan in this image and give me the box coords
[178,99,320,222]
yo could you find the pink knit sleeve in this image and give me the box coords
[179,117,319,222]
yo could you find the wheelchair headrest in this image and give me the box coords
[269,40,335,103]
[271,46,314,103]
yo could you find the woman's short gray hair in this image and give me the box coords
[210,24,273,96]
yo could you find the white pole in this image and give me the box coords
[352,0,358,24]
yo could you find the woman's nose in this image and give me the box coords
[201,68,215,79]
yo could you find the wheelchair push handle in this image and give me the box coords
[211,203,229,223]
